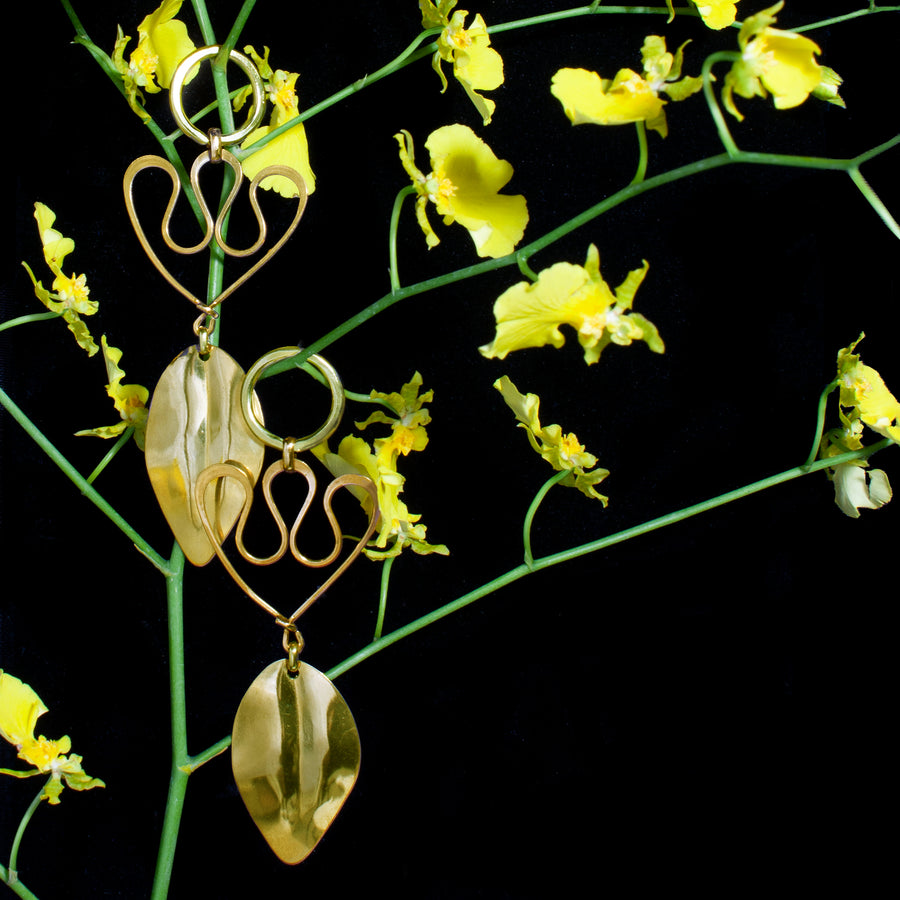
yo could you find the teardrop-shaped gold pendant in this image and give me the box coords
[145,345,265,565]
[231,660,360,864]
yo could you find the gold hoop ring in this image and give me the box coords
[169,46,266,146]
[241,348,345,452]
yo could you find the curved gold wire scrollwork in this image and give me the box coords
[194,460,381,624]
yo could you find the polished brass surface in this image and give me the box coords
[241,348,346,451]
[231,659,360,865]
[194,460,380,621]
[145,346,265,565]
[169,46,266,146]
[123,155,308,315]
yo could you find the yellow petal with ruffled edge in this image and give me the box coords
[837,336,900,442]
[134,0,196,90]
[0,671,47,748]
[423,124,527,258]
[551,67,665,127]
[692,0,740,30]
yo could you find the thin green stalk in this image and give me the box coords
[803,380,839,470]
[631,120,649,184]
[523,470,571,569]
[0,386,170,574]
[389,186,417,293]
[150,544,188,900]
[85,428,134,485]
[373,556,396,641]
[327,440,892,680]
[848,165,900,240]
[0,863,39,900]
[702,51,741,157]
[792,5,900,32]
[0,312,59,334]
[6,784,45,887]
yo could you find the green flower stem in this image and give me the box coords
[327,440,891,681]
[792,5,900,32]
[523,470,571,570]
[5,783,46,891]
[373,556,396,642]
[0,386,170,575]
[701,51,741,157]
[631,121,649,184]
[803,381,839,470]
[0,862,39,900]
[151,543,188,900]
[0,312,60,334]
[389,186,418,293]
[85,428,135,485]
[848,165,900,241]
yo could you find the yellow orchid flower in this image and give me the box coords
[421,0,505,125]
[112,0,197,119]
[395,124,528,258]
[236,46,316,197]
[836,334,900,443]
[21,203,99,356]
[666,0,740,30]
[0,671,105,806]
[480,244,663,365]
[313,374,448,559]
[722,2,845,121]
[494,376,609,503]
[551,36,703,138]
[819,419,893,518]
[75,336,150,450]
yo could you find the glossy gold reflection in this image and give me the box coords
[145,345,264,565]
[231,660,360,864]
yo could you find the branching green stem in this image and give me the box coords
[0,386,170,574]
[389,186,417,293]
[0,862,39,900]
[803,381,839,469]
[0,312,59,334]
[85,428,135,485]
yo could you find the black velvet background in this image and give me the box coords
[3,2,898,897]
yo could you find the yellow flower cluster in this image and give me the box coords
[235,46,316,197]
[421,0,504,125]
[314,373,449,559]
[1,671,104,806]
[551,35,703,138]
[112,0,196,119]
[819,334,897,517]
[494,376,609,504]
[666,0,742,30]
[480,244,663,365]
[75,336,149,450]
[396,124,528,258]
[22,203,99,356]
[723,2,844,120]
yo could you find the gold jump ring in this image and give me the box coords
[241,348,345,452]
[169,46,266,146]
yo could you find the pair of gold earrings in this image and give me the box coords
[124,46,378,864]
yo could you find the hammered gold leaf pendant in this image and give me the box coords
[145,345,264,565]
[231,660,361,864]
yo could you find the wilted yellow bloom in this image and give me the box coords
[396,124,528,258]
[722,2,845,120]
[836,334,900,443]
[551,35,703,138]
[236,46,316,197]
[112,0,196,118]
[313,374,448,559]
[422,0,505,125]
[666,0,740,30]
[75,336,149,449]
[494,376,609,503]
[480,244,663,365]
[0,671,105,806]
[21,203,99,355]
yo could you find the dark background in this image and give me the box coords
[4,2,898,896]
